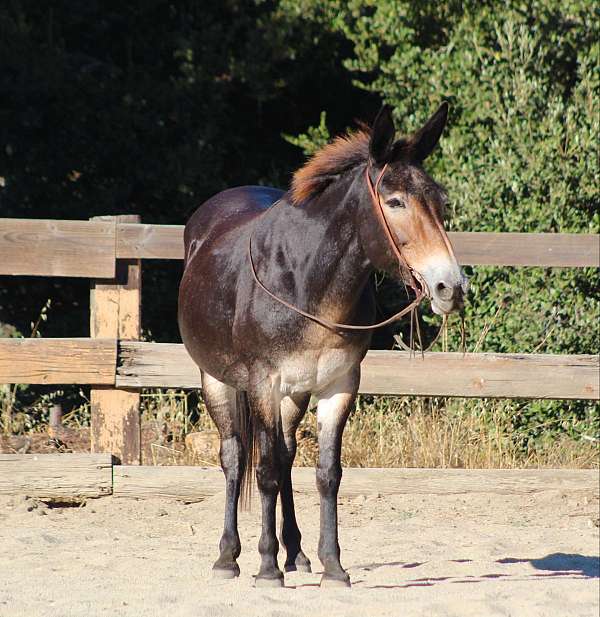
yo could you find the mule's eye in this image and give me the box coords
[386,197,406,209]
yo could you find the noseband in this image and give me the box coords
[248,164,426,332]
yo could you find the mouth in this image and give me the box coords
[430,298,461,316]
[430,279,468,315]
[411,277,457,316]
[407,266,468,316]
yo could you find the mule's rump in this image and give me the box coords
[179,186,286,387]
[183,185,283,267]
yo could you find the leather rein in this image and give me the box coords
[247,163,428,332]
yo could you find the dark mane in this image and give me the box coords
[290,129,370,204]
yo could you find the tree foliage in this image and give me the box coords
[0,0,374,339]
[0,1,597,439]
[280,0,599,438]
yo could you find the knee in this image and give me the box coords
[316,464,342,497]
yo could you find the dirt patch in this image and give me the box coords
[0,482,598,616]
[0,430,91,455]
[0,424,193,465]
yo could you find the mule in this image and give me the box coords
[178,103,467,587]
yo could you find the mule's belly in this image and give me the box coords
[279,346,363,396]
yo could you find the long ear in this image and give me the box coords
[369,105,395,164]
[408,102,448,162]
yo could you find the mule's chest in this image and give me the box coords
[279,345,363,396]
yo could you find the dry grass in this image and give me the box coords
[2,387,596,469]
[295,396,599,469]
[139,391,598,470]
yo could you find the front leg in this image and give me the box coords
[279,393,312,573]
[316,367,359,588]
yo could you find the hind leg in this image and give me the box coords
[279,393,312,573]
[201,371,244,579]
[248,377,286,587]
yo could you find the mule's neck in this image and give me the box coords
[257,169,374,325]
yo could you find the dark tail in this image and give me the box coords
[236,390,255,509]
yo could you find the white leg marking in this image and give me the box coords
[316,368,360,438]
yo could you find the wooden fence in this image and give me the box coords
[0,217,598,464]
[0,453,596,501]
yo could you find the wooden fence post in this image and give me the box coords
[90,215,141,464]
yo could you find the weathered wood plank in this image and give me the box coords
[115,223,599,267]
[3,459,593,502]
[450,231,600,267]
[90,215,141,465]
[360,350,599,399]
[113,465,223,501]
[0,218,116,277]
[0,338,116,385]
[0,218,595,268]
[118,342,199,389]
[116,342,599,400]
[0,453,112,498]
[116,223,184,259]
[112,466,599,501]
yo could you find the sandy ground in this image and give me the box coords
[0,483,598,617]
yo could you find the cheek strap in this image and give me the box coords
[364,163,428,297]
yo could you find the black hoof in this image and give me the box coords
[320,570,351,588]
[212,560,240,579]
[255,568,284,588]
[285,551,312,573]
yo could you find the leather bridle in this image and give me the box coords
[248,163,428,332]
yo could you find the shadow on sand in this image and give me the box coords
[497,553,599,578]
[355,553,599,590]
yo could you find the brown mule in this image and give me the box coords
[178,103,467,587]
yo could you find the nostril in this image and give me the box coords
[435,281,454,301]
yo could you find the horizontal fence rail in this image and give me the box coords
[1,218,598,276]
[0,338,117,385]
[116,225,600,268]
[0,338,597,399]
[117,342,599,400]
[116,223,184,260]
[0,218,117,277]
[111,466,600,500]
[448,231,599,267]
[0,453,113,498]
[0,453,597,501]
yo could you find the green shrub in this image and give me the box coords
[280,0,599,441]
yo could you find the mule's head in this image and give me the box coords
[359,103,467,315]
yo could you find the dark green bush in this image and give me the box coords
[281,0,599,441]
[0,1,597,442]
